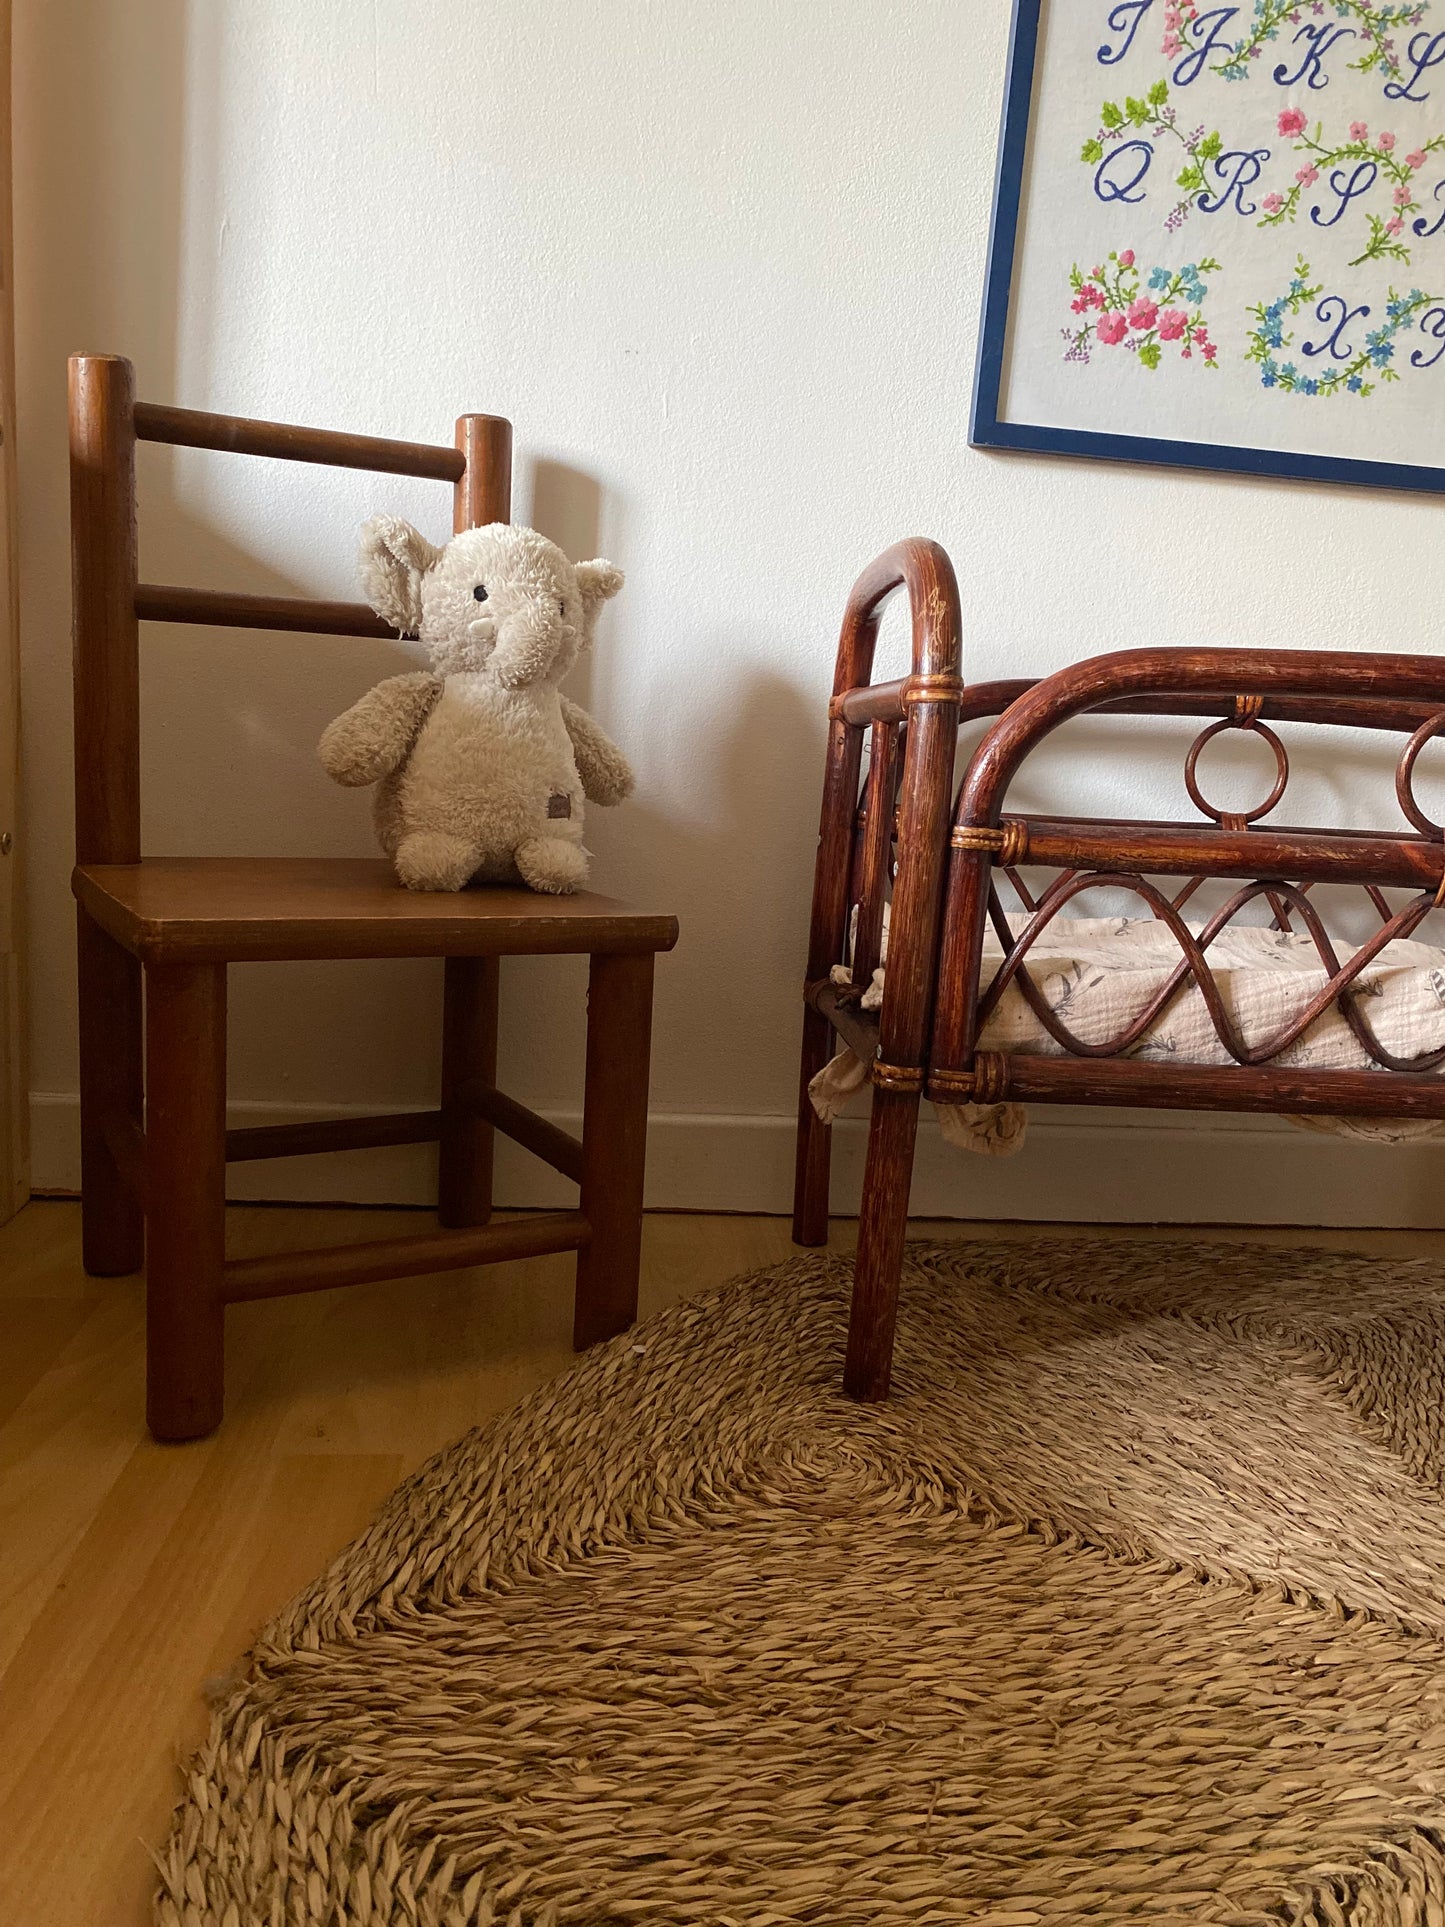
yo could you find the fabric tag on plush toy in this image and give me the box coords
[547,793,572,819]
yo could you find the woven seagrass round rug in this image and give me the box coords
[157,1239,1445,1925]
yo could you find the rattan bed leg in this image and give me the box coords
[792,1005,834,1246]
[843,1085,919,1401]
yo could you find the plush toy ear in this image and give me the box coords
[358,515,441,635]
[574,560,624,642]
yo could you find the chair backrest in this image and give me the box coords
[68,353,512,865]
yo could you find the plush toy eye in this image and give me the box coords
[559,600,566,617]
[473,585,488,602]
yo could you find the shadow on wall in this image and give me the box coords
[17,0,200,1100]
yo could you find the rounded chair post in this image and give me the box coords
[438,413,514,1228]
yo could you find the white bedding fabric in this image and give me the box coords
[810,913,1445,1154]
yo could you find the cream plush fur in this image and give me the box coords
[319,519,634,893]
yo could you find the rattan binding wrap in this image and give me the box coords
[951,819,1030,865]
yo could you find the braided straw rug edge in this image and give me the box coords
[153,1239,1445,1926]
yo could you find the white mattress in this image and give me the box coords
[811,914,1445,1154]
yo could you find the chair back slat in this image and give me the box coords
[70,353,514,867]
[134,400,467,482]
[134,584,397,639]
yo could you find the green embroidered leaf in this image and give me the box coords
[1198,130,1222,161]
[1138,340,1162,369]
[1148,77,1169,106]
[1177,166,1203,191]
[1081,137,1105,164]
[1101,100,1124,129]
[1124,94,1150,125]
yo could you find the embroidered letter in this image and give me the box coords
[1273,24,1356,89]
[1411,306,1445,368]
[1097,0,1154,65]
[1094,140,1154,205]
[1172,6,1240,86]
[1310,160,1379,228]
[1302,295,1372,360]
[1198,148,1271,216]
[1385,30,1445,103]
[1414,180,1445,240]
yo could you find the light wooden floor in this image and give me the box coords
[7,1200,1445,1926]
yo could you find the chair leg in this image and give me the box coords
[144,961,228,1442]
[438,956,499,1229]
[76,909,144,1276]
[574,951,655,1351]
[792,1003,834,1246]
[842,1085,920,1402]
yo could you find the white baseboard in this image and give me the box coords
[26,1091,1445,1226]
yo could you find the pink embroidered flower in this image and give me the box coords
[1350,120,1369,140]
[1163,30,1182,54]
[1118,249,1135,268]
[1296,164,1319,185]
[1200,339,1218,363]
[1158,308,1188,341]
[1394,184,1412,205]
[1127,295,1159,331]
[1262,192,1285,214]
[1097,312,1129,346]
[1407,149,1427,170]
[1277,107,1308,137]
[1379,130,1396,150]
[1386,215,1405,234]
[1092,265,1106,281]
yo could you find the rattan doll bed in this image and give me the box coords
[792,538,1445,1401]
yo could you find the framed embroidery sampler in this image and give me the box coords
[971,0,1445,491]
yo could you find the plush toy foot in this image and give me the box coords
[515,837,588,895]
[394,831,482,892]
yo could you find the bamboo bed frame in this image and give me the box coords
[792,538,1445,1401]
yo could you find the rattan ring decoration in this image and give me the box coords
[1396,712,1445,840]
[1184,716,1289,828]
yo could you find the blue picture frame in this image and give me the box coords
[971,0,1445,495]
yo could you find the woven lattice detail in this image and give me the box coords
[981,872,1445,1073]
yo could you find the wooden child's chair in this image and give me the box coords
[70,354,677,1442]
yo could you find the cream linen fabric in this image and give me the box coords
[810,914,1445,1154]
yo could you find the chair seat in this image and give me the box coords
[74,857,679,963]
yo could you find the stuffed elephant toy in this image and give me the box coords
[318,518,634,893]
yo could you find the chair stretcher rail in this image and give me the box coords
[458,1082,585,1184]
[224,1111,444,1164]
[222,1210,592,1303]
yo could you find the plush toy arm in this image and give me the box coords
[318,672,442,787]
[560,695,635,807]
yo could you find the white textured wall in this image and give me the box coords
[14,1,1445,1217]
